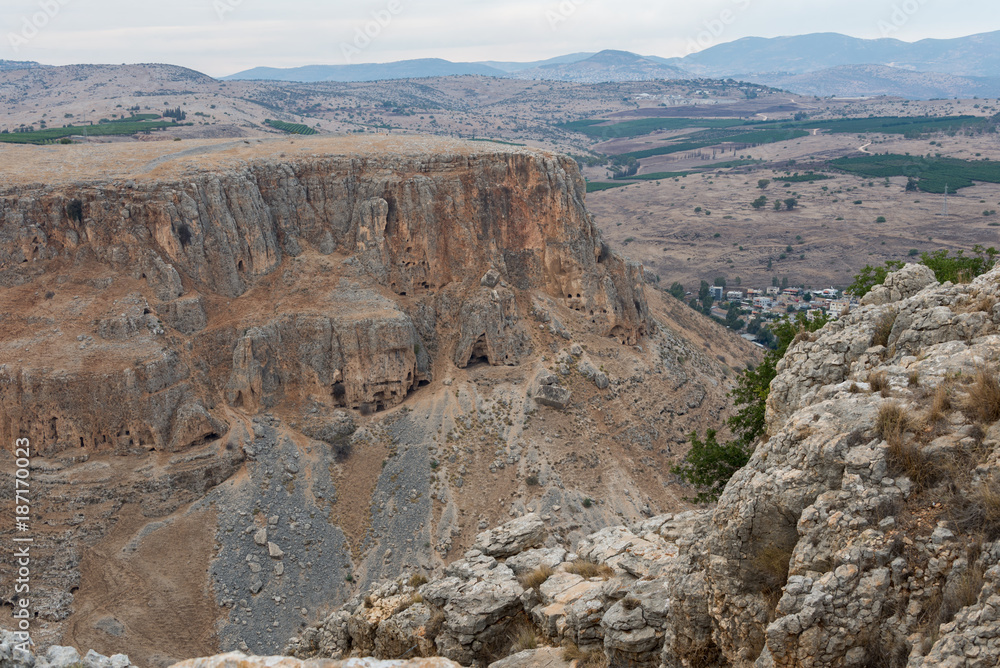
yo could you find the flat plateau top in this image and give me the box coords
[0,135,535,189]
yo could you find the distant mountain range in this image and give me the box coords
[666,32,1000,79]
[752,64,1000,100]
[15,31,1000,99]
[0,60,40,71]
[225,58,507,83]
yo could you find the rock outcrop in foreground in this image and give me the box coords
[282,263,1000,668]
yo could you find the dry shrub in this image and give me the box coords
[408,573,428,588]
[940,563,986,623]
[518,565,554,592]
[621,596,641,611]
[510,623,538,653]
[879,402,938,489]
[908,370,920,387]
[565,561,614,580]
[868,371,891,397]
[950,478,1000,541]
[481,615,540,664]
[562,642,608,668]
[962,294,997,314]
[747,543,793,615]
[849,382,862,394]
[876,402,910,445]
[859,631,909,668]
[962,367,1000,424]
[394,594,420,615]
[917,560,987,649]
[424,607,446,640]
[927,384,953,423]
[871,311,897,348]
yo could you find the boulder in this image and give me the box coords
[474,514,547,557]
[535,385,572,410]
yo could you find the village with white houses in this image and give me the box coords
[697,283,856,347]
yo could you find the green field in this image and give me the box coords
[265,119,318,135]
[561,117,746,139]
[830,154,1000,193]
[586,181,631,193]
[631,171,696,181]
[109,114,162,123]
[0,120,180,144]
[770,115,992,137]
[617,128,810,161]
[700,158,765,170]
[775,173,832,183]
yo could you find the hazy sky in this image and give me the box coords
[1,0,997,77]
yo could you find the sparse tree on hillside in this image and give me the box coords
[758,179,771,190]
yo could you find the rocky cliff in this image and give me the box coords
[0,137,754,666]
[283,262,1000,668]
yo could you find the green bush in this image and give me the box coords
[674,312,829,502]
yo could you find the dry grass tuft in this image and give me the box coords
[879,402,938,489]
[425,608,446,639]
[868,371,891,397]
[621,596,641,611]
[408,574,428,588]
[908,370,920,387]
[951,478,1000,541]
[747,542,794,617]
[962,367,1000,424]
[519,565,554,592]
[510,624,538,653]
[562,642,608,668]
[849,382,862,394]
[565,561,614,580]
[876,402,911,445]
[927,383,953,423]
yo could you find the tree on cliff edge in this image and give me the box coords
[673,312,828,503]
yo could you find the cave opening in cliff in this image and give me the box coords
[332,382,347,407]
[466,335,491,368]
[233,391,244,408]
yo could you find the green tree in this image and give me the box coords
[670,430,752,504]
[846,260,906,297]
[774,200,784,211]
[784,198,798,210]
[699,280,714,311]
[752,195,768,210]
[714,277,727,288]
[758,179,771,190]
[920,246,999,283]
[725,303,745,331]
[781,276,789,289]
[669,282,685,300]
[673,311,829,502]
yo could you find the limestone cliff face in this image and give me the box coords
[0,146,649,452]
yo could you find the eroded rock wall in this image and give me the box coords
[0,146,650,451]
